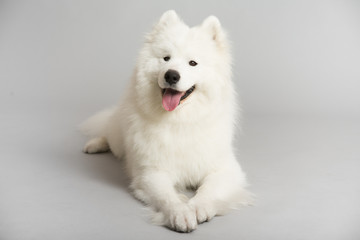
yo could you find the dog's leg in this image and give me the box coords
[132,170,197,232]
[83,137,110,153]
[189,166,251,224]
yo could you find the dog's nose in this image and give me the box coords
[164,70,180,85]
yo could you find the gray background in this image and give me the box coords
[1,0,359,239]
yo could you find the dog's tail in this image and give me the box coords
[79,106,116,137]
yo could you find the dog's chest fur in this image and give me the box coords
[124,114,231,186]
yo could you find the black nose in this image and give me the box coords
[164,70,180,85]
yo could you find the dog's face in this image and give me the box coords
[135,11,231,115]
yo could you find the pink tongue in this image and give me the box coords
[162,89,183,111]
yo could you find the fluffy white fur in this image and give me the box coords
[81,10,252,232]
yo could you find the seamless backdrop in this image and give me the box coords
[1,1,360,240]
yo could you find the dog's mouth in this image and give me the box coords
[161,85,195,111]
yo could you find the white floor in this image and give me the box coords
[1,111,359,240]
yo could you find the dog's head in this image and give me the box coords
[135,10,232,117]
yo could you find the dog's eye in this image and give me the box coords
[189,60,197,66]
[163,56,171,62]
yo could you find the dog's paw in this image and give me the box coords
[164,203,197,233]
[83,137,109,154]
[189,200,216,224]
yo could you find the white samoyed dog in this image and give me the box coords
[81,10,251,232]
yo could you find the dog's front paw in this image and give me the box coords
[164,203,197,233]
[189,200,216,224]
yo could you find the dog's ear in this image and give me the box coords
[202,16,228,49]
[158,10,181,27]
[153,10,183,32]
[146,10,182,42]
